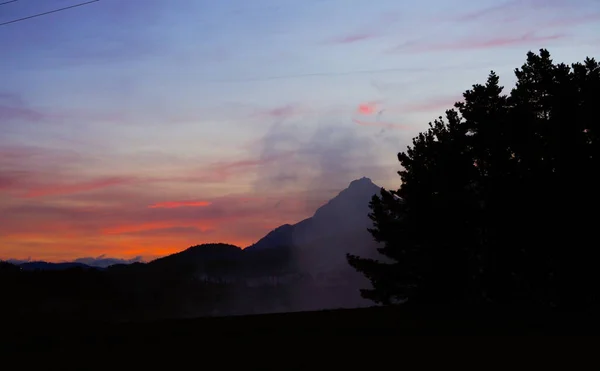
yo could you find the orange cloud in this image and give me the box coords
[148,200,212,209]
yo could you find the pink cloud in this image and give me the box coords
[148,200,212,209]
[357,101,382,115]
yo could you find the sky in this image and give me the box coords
[1,0,598,263]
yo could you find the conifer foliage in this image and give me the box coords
[348,49,600,310]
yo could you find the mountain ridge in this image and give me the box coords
[246,176,381,252]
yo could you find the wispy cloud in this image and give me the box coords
[0,104,48,122]
[24,176,136,198]
[101,221,216,236]
[327,31,379,45]
[174,151,299,184]
[353,119,412,130]
[541,13,600,28]
[148,200,212,209]
[452,0,579,22]
[322,7,402,45]
[392,32,566,53]
[251,103,307,120]
[454,0,521,22]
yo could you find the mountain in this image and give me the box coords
[247,177,380,251]
[246,177,383,270]
[240,177,384,311]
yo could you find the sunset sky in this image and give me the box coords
[1,0,598,262]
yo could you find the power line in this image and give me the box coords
[0,0,99,27]
[0,0,18,6]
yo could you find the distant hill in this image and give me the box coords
[18,261,94,271]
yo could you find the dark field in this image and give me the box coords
[4,305,599,357]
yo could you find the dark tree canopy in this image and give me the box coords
[348,49,600,311]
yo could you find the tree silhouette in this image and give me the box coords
[348,49,600,311]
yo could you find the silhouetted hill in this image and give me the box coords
[150,243,243,266]
[246,224,295,251]
[19,261,94,271]
[247,177,381,256]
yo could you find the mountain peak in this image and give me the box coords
[348,177,374,188]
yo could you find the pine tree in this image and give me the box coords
[348,49,600,310]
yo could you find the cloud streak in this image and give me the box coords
[452,0,582,22]
[24,176,136,198]
[541,13,600,28]
[393,32,566,53]
[327,32,378,44]
[148,200,212,209]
